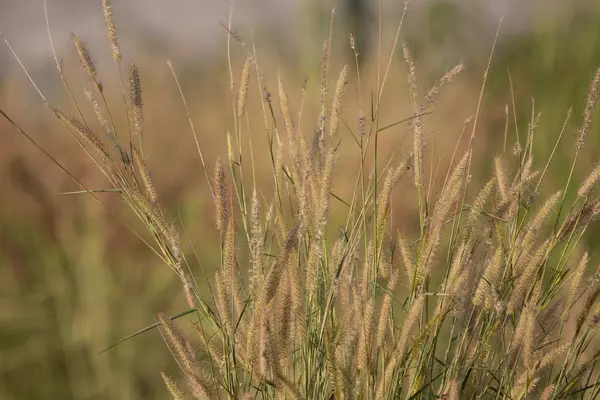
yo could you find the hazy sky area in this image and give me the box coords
[0,0,574,76]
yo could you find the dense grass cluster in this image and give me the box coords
[3,1,600,399]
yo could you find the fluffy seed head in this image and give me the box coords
[425,62,465,104]
[403,44,417,98]
[132,147,157,203]
[494,156,508,201]
[237,57,252,118]
[213,158,228,233]
[278,76,295,137]
[578,163,600,197]
[161,372,185,400]
[56,109,110,161]
[129,63,143,138]
[329,65,348,137]
[569,252,589,307]
[577,67,600,149]
[102,0,120,63]
[73,35,102,93]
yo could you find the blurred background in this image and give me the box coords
[1,0,600,399]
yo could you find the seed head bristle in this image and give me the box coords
[507,240,550,314]
[540,384,556,400]
[522,306,536,368]
[445,380,460,400]
[214,270,232,332]
[397,231,415,283]
[377,295,424,398]
[160,372,186,400]
[183,280,198,310]
[273,371,303,400]
[511,376,540,400]
[84,87,116,144]
[237,57,252,118]
[493,171,540,217]
[273,279,292,365]
[568,252,589,307]
[288,250,305,343]
[446,241,469,297]
[278,76,295,137]
[358,109,366,137]
[402,44,417,98]
[473,246,503,309]
[578,163,600,197]
[318,150,336,234]
[412,117,424,192]
[128,190,181,268]
[533,344,569,371]
[425,62,465,104]
[360,241,374,301]
[511,305,528,353]
[223,213,243,325]
[357,299,374,370]
[521,190,562,244]
[319,41,330,131]
[494,156,508,201]
[132,147,157,203]
[102,0,121,63]
[559,197,600,242]
[465,177,496,238]
[375,166,403,249]
[577,67,600,150]
[376,270,400,349]
[329,65,348,137]
[157,313,196,376]
[213,158,228,233]
[129,63,143,139]
[249,189,264,293]
[262,225,299,306]
[429,151,470,238]
[56,109,110,161]
[72,34,103,93]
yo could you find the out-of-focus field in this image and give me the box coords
[1,1,600,399]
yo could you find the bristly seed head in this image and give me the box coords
[278,76,295,138]
[237,57,252,119]
[578,163,600,197]
[577,67,600,150]
[56,109,110,161]
[129,63,143,139]
[73,34,103,93]
[329,65,348,138]
[102,0,121,63]
[213,158,228,233]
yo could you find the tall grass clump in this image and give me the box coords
[3,2,600,399]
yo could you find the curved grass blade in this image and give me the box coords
[99,308,197,354]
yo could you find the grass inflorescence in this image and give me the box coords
[3,2,600,400]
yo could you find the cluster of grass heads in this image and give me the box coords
[4,1,600,399]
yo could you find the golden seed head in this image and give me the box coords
[577,67,600,150]
[578,163,600,197]
[102,0,121,63]
[129,63,144,138]
[237,57,252,118]
[213,158,228,233]
[73,35,102,93]
[329,65,348,138]
[278,76,295,137]
[132,147,157,203]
